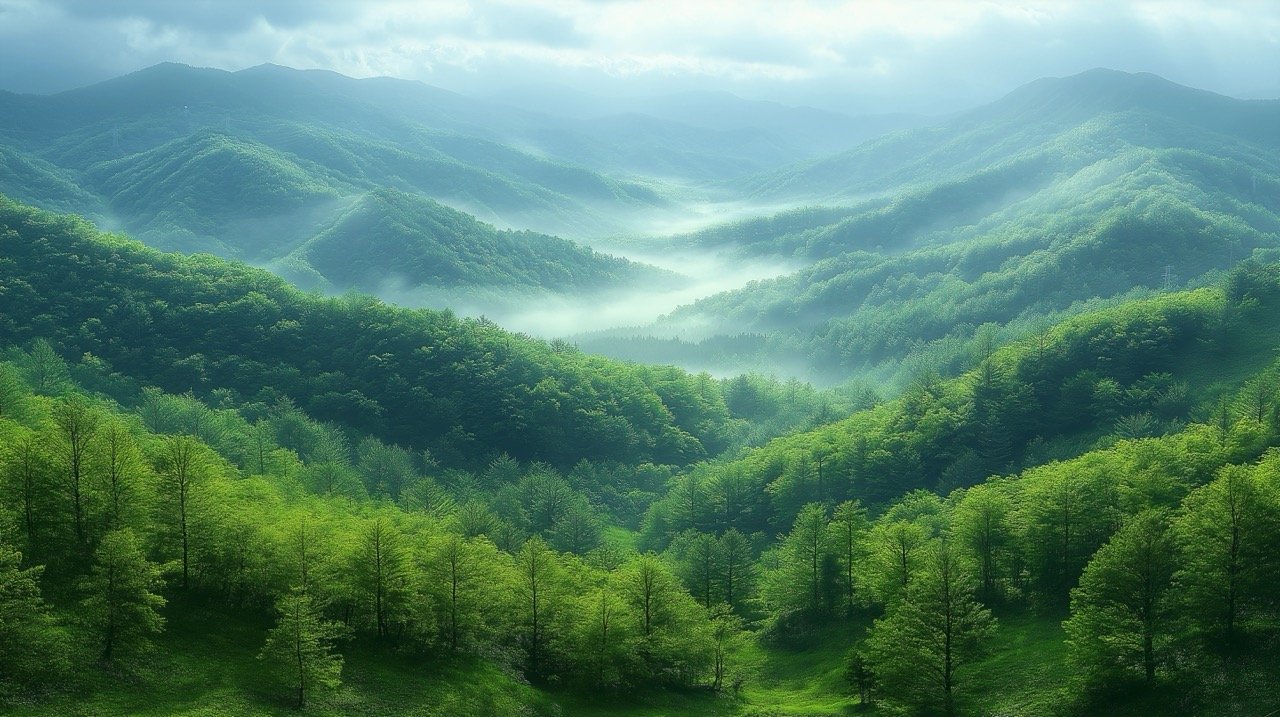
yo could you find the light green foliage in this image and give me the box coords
[155,434,217,590]
[1,426,55,561]
[619,552,713,687]
[858,518,929,606]
[355,437,417,500]
[258,590,344,708]
[420,532,511,653]
[51,394,101,548]
[763,503,831,614]
[950,482,1014,603]
[1064,511,1177,687]
[20,340,71,397]
[0,542,67,687]
[349,514,413,640]
[0,362,34,421]
[864,541,995,715]
[572,580,638,688]
[1172,459,1280,641]
[827,500,868,616]
[91,418,150,534]
[80,529,166,661]
[515,536,561,678]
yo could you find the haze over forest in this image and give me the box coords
[1,2,1279,716]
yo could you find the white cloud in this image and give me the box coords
[0,0,1276,112]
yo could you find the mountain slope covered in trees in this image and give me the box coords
[0,61,854,241]
[0,63,756,301]
[5,199,1280,715]
[582,70,1280,383]
[0,196,733,469]
[2,63,1280,717]
[274,188,670,294]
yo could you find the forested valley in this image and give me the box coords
[3,194,1280,715]
[1,13,1279,717]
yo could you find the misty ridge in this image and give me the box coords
[6,63,1277,390]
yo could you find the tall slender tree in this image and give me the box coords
[80,529,165,661]
[259,590,344,709]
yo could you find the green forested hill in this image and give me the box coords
[3,64,1280,717]
[0,196,730,468]
[735,68,1280,204]
[277,188,669,293]
[0,63,705,299]
[0,61,820,240]
[80,132,346,256]
[4,234,1280,717]
[585,71,1280,383]
[641,275,1280,544]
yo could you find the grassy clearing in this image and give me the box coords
[8,601,540,717]
[958,612,1071,717]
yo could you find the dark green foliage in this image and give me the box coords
[0,542,68,689]
[0,197,734,470]
[642,280,1274,546]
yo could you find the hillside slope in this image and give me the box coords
[277,188,670,293]
[0,196,730,468]
[583,70,1280,383]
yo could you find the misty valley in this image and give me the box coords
[1,8,1280,717]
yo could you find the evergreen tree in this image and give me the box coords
[669,530,720,608]
[258,589,344,709]
[787,502,830,612]
[0,542,67,686]
[80,529,165,661]
[717,528,754,613]
[861,519,928,605]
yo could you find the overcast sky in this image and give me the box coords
[1,0,1276,114]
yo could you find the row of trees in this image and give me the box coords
[0,358,745,706]
[716,380,1280,713]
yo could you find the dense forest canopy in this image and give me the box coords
[1,38,1279,717]
[0,197,743,469]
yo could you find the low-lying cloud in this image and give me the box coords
[373,246,798,339]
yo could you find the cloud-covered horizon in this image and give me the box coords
[1,0,1277,114]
